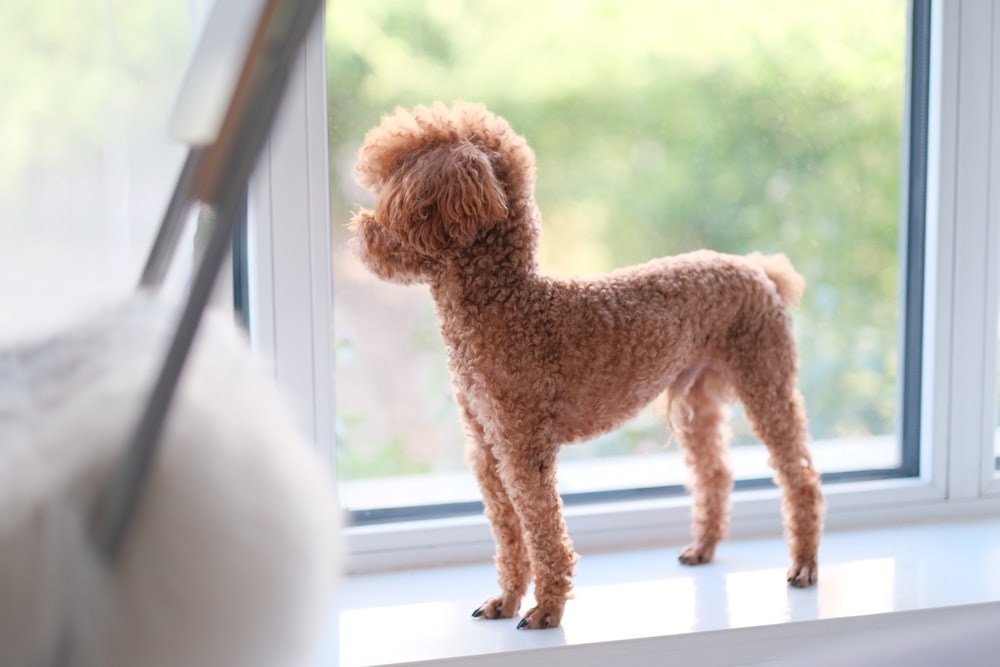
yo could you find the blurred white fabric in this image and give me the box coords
[0,294,340,667]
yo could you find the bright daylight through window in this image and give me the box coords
[327,1,917,521]
[0,4,198,341]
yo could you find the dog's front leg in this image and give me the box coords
[494,444,577,630]
[467,441,531,620]
[462,401,531,620]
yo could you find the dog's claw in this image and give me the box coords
[787,561,818,588]
[473,594,520,621]
[788,572,816,587]
[678,542,715,566]
[516,605,561,630]
[518,616,552,630]
[470,605,501,619]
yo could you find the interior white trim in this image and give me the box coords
[249,10,336,465]
[981,1,1000,496]
[930,0,1000,499]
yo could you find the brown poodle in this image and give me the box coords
[349,101,824,630]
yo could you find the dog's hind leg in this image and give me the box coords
[731,328,824,587]
[463,404,531,620]
[669,368,734,566]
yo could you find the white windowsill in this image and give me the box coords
[321,515,1000,667]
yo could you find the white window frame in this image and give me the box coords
[251,0,1000,574]
[931,0,1000,501]
[248,11,335,469]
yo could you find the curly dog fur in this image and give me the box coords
[350,101,824,629]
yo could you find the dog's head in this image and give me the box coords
[350,102,538,283]
[372,139,507,255]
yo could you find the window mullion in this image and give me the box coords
[933,0,999,501]
[248,11,335,465]
[984,0,1000,495]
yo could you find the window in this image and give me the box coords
[324,0,921,521]
[253,0,1000,570]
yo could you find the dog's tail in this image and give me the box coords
[747,252,805,307]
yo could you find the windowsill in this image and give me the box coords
[323,515,1000,666]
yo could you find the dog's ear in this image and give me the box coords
[377,141,508,254]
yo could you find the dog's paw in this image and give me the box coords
[787,560,818,588]
[471,593,521,620]
[516,604,563,630]
[678,542,716,566]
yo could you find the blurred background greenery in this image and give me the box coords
[326,0,907,481]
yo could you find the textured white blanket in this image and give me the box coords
[0,293,339,666]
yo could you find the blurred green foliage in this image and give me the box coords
[327,0,907,479]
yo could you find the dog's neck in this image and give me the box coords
[428,220,541,313]
[429,252,538,312]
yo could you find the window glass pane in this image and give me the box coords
[0,2,197,342]
[328,1,910,514]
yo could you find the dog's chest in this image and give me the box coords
[440,302,555,393]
